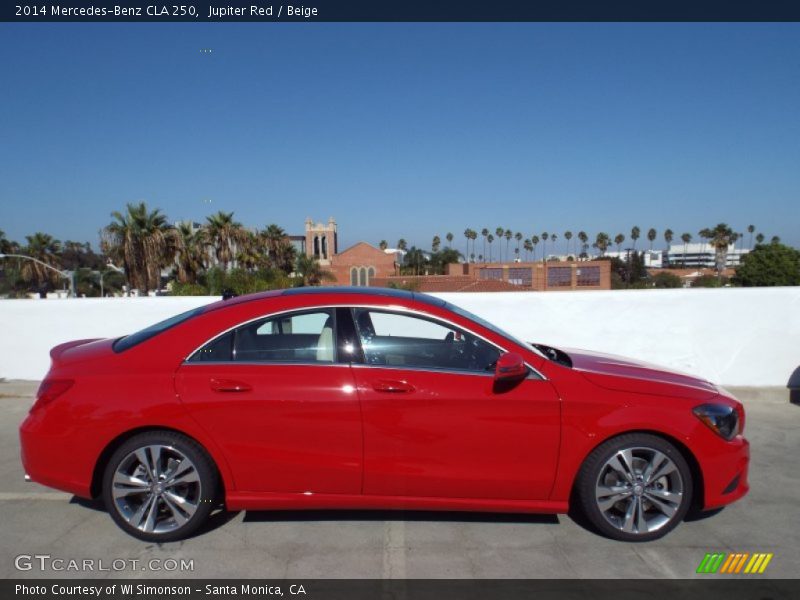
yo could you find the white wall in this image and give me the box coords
[1,288,798,386]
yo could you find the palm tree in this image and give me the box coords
[564,231,573,257]
[523,238,533,261]
[771,235,781,244]
[755,233,765,244]
[445,232,454,247]
[20,232,62,292]
[103,202,177,294]
[577,231,588,259]
[205,211,246,271]
[541,232,549,261]
[379,240,388,251]
[531,235,540,261]
[593,233,610,257]
[260,224,296,273]
[647,228,657,251]
[664,228,674,252]
[614,233,625,254]
[680,233,692,266]
[236,231,262,270]
[707,223,739,275]
[550,233,558,258]
[747,224,755,250]
[487,234,495,261]
[495,228,505,261]
[514,232,523,258]
[481,228,489,261]
[295,254,335,287]
[0,230,18,254]
[397,238,408,252]
[175,222,206,284]
[504,229,513,262]
[432,235,441,253]
[698,228,712,267]
[463,229,471,261]
[470,229,478,261]
[630,226,640,251]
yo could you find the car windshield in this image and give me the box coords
[443,301,545,358]
[112,306,206,352]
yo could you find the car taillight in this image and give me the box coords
[32,378,74,412]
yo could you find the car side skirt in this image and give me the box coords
[226,492,569,514]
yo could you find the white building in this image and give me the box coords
[604,249,664,268]
[666,243,749,268]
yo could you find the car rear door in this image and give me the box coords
[175,308,362,494]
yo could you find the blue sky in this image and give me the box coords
[1,23,798,252]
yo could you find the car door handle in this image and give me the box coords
[372,379,415,394]
[210,378,252,393]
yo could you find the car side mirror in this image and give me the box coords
[495,352,528,382]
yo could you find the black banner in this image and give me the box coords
[4,1,800,23]
[4,580,800,600]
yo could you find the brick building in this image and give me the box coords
[298,218,609,291]
[378,260,611,292]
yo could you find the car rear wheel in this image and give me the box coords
[576,433,693,542]
[102,431,218,542]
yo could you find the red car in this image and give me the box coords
[20,288,749,542]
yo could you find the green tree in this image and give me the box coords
[614,233,625,254]
[680,233,692,266]
[21,232,63,293]
[706,223,739,275]
[295,255,335,287]
[647,228,657,251]
[630,226,640,251]
[175,222,206,284]
[102,202,177,294]
[205,211,247,271]
[650,271,683,288]
[593,232,610,256]
[734,243,800,287]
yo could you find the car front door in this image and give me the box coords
[175,308,362,494]
[348,308,561,501]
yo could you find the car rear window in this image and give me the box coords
[112,306,206,353]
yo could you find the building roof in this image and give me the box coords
[379,276,527,293]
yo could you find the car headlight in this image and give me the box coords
[693,403,740,441]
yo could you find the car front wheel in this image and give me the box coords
[576,433,693,542]
[102,431,218,542]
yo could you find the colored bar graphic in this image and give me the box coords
[697,552,774,574]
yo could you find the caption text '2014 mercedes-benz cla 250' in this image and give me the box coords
[20,288,749,542]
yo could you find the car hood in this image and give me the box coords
[561,347,719,401]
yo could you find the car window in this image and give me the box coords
[352,309,500,373]
[114,306,206,353]
[189,309,336,364]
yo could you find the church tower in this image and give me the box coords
[305,217,338,265]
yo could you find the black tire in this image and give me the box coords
[576,433,693,542]
[102,430,219,542]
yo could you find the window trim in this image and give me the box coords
[183,304,545,380]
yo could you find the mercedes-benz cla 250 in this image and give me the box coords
[20,288,749,542]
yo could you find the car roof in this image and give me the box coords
[202,286,446,314]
